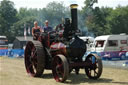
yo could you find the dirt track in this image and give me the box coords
[0,57,128,85]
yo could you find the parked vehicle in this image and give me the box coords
[91,34,128,60]
[79,36,94,51]
[0,36,8,49]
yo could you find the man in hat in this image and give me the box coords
[43,20,53,32]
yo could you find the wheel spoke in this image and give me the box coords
[56,64,63,73]
[94,69,98,77]
[27,64,32,70]
[31,49,37,58]
[88,69,91,76]
[58,64,63,68]
[94,70,98,75]
[27,44,32,50]
[59,64,64,76]
[31,46,38,70]
[33,61,37,69]
[27,64,35,74]
[95,63,98,68]
[60,71,64,76]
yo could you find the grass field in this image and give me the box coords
[0,57,128,85]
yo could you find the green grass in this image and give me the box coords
[0,57,128,85]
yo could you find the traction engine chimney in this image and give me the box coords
[70,4,78,32]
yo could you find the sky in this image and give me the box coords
[1,0,128,10]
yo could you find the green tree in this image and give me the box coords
[16,1,70,28]
[42,1,70,27]
[82,0,114,36]
[0,13,7,35]
[0,0,17,42]
[82,0,98,17]
[11,16,36,36]
[82,0,128,36]
[17,8,38,20]
[108,6,128,34]
[81,0,98,36]
[86,7,113,36]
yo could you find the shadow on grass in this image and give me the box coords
[65,73,112,84]
[111,82,128,85]
[40,73,128,85]
[66,73,128,85]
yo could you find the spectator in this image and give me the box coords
[32,21,42,40]
[43,20,52,32]
[32,21,42,36]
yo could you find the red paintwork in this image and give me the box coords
[58,29,64,38]
[0,47,8,49]
[50,42,67,56]
[48,33,50,47]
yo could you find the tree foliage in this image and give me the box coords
[0,0,17,42]
[108,6,128,34]
[83,0,128,36]
[0,0,128,43]
[85,7,113,36]
[41,1,70,27]
[11,16,36,36]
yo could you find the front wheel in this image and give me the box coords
[85,54,103,79]
[52,54,69,82]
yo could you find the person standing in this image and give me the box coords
[43,20,52,32]
[32,21,42,39]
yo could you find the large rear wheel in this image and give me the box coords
[24,41,45,77]
[52,54,69,82]
[85,54,103,79]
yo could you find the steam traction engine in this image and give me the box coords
[24,4,103,82]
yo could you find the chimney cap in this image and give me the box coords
[70,4,78,9]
